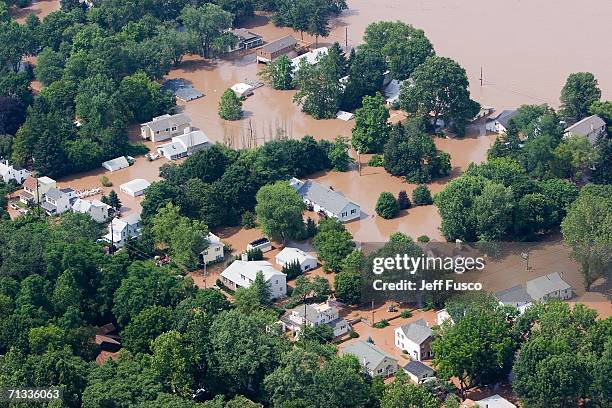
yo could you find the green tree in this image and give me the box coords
[282,259,303,280]
[259,54,294,90]
[399,56,479,136]
[592,133,612,184]
[34,47,65,86]
[561,184,611,290]
[293,53,343,119]
[180,4,235,58]
[397,190,411,210]
[589,100,612,130]
[234,271,272,313]
[118,71,175,123]
[515,193,557,240]
[312,218,354,272]
[351,93,390,153]
[412,185,433,205]
[218,88,243,120]
[150,330,194,396]
[156,26,198,65]
[255,181,306,243]
[473,182,514,241]
[375,192,399,219]
[122,305,174,353]
[559,72,601,124]
[381,378,440,408]
[340,48,386,111]
[551,135,598,180]
[334,269,361,305]
[328,136,352,171]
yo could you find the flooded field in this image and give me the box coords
[10,0,58,23]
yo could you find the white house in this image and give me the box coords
[282,301,350,338]
[525,272,572,301]
[20,176,57,204]
[0,160,30,184]
[403,360,435,384]
[200,232,224,264]
[495,284,534,314]
[395,319,434,361]
[102,156,130,172]
[290,178,360,222]
[291,47,328,72]
[473,394,517,408]
[230,82,254,98]
[342,341,398,377]
[103,213,141,248]
[485,109,517,134]
[41,187,77,216]
[220,260,287,299]
[157,129,211,161]
[72,198,112,223]
[563,114,606,145]
[275,247,317,272]
[120,179,150,197]
[140,113,192,142]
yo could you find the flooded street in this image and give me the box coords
[11,0,58,23]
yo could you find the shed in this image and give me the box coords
[119,178,151,197]
[231,82,255,98]
[403,360,435,384]
[256,35,297,63]
[102,156,130,172]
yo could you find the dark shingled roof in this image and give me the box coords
[261,35,297,54]
[404,360,435,377]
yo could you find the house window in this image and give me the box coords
[341,212,347,217]
[156,131,160,134]
[171,126,177,131]
[165,128,170,131]
[215,247,220,252]
[351,209,357,214]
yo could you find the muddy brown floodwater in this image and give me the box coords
[11,0,58,23]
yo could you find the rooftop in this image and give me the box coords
[495,284,533,305]
[261,35,297,54]
[526,272,571,300]
[489,109,517,128]
[290,178,359,216]
[120,178,151,193]
[276,247,317,265]
[403,360,435,377]
[292,47,329,69]
[343,340,397,368]
[221,260,285,284]
[231,28,261,41]
[397,319,433,344]
[142,113,191,132]
[102,156,130,171]
[564,114,606,136]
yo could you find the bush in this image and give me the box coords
[219,89,243,120]
[417,235,430,243]
[367,154,384,167]
[373,320,389,329]
[349,331,359,339]
[282,260,303,280]
[400,310,413,318]
[413,185,433,205]
[241,211,256,229]
[246,248,263,261]
[397,190,411,210]
[375,192,399,219]
[125,142,150,156]
[100,176,112,187]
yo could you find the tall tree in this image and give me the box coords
[312,218,354,272]
[255,181,306,243]
[559,72,601,124]
[351,92,390,153]
[180,4,235,58]
[258,54,294,90]
[218,88,243,120]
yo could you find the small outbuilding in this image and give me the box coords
[256,35,297,63]
[231,82,255,98]
[102,156,130,172]
[275,247,317,272]
[403,360,435,384]
[119,179,150,197]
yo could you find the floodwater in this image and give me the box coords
[10,0,58,23]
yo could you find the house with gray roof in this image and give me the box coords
[342,341,398,377]
[157,129,211,160]
[526,272,572,301]
[563,114,606,145]
[140,113,192,142]
[403,360,435,384]
[395,319,434,361]
[495,284,534,314]
[290,177,360,222]
[42,187,76,216]
[228,29,263,52]
[256,35,297,63]
[281,300,350,338]
[485,109,517,134]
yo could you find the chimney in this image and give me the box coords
[184,126,191,134]
[241,253,248,261]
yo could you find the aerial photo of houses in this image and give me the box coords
[0,0,610,406]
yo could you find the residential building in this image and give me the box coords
[200,232,224,264]
[0,160,30,184]
[281,301,350,338]
[220,260,287,299]
[472,394,517,408]
[140,113,192,142]
[247,237,272,253]
[485,109,517,134]
[291,47,328,72]
[102,156,130,172]
[228,29,263,52]
[495,284,534,314]
[436,309,453,326]
[41,187,77,216]
[120,179,151,197]
[403,360,435,384]
[275,247,317,272]
[256,35,297,63]
[162,79,204,102]
[563,114,606,144]
[290,177,360,222]
[20,176,56,204]
[473,106,495,121]
[395,319,434,361]
[72,198,113,223]
[525,272,572,301]
[231,82,254,98]
[157,129,211,160]
[342,341,398,377]
[103,213,141,248]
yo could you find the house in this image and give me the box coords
[200,232,224,264]
[281,301,350,338]
[395,319,434,361]
[275,247,317,272]
[256,35,297,63]
[231,82,255,98]
[403,360,435,384]
[473,106,495,121]
[103,213,141,248]
[436,309,453,326]
[336,111,354,121]
[495,284,533,314]
[162,79,204,102]
[290,178,360,222]
[525,272,572,301]
[220,260,287,299]
[41,187,77,216]
[72,198,112,223]
[342,341,398,377]
[291,47,329,72]
[471,394,517,408]
[156,129,211,160]
[485,109,517,134]
[140,113,192,142]
[120,178,151,197]
[247,237,272,253]
[0,159,30,184]
[102,156,130,172]
[382,79,402,106]
[20,176,56,204]
[228,29,263,52]
[563,114,606,144]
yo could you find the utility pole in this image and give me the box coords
[345,27,348,49]
[358,152,361,176]
[109,217,115,255]
[479,66,483,86]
